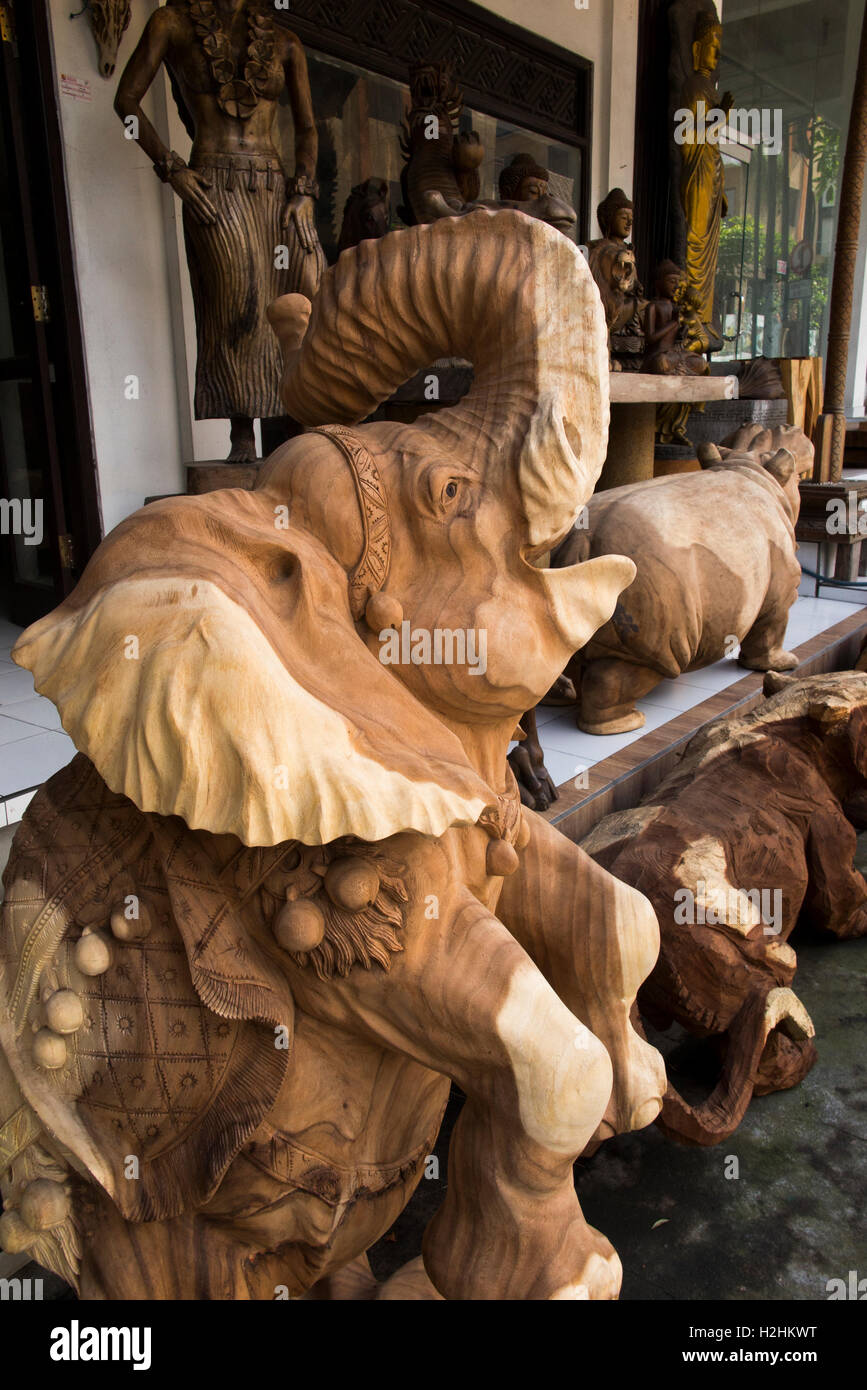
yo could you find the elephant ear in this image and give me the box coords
[12,491,493,847]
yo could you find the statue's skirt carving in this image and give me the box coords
[184,151,325,420]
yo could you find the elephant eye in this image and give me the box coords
[421,464,472,518]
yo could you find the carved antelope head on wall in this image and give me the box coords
[86,0,132,80]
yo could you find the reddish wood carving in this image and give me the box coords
[582,670,867,1146]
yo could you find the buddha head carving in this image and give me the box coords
[596,188,634,245]
[498,153,550,203]
[692,12,722,76]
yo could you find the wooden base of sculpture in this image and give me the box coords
[186,461,259,495]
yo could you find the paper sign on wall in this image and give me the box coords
[60,74,92,102]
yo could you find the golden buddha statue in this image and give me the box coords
[678,11,732,333]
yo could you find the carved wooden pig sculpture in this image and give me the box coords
[0,211,664,1300]
[554,424,814,734]
[581,670,867,1146]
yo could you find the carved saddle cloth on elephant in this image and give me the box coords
[0,482,495,1270]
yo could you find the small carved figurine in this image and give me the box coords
[643,260,710,444]
[337,177,390,252]
[582,669,867,1146]
[399,62,577,236]
[586,189,645,370]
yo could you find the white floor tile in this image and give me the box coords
[534,703,574,728]
[0,731,76,797]
[0,619,23,652]
[639,678,710,712]
[541,711,662,761]
[3,789,36,824]
[0,666,36,707]
[542,746,598,790]
[0,713,46,746]
[6,694,63,731]
[674,661,745,692]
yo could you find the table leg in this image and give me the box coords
[597,403,657,491]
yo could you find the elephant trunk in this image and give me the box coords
[656,985,816,1146]
[277,209,610,550]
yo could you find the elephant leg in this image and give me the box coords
[497,812,665,1139]
[805,807,867,937]
[738,601,798,671]
[77,1193,258,1300]
[579,657,661,735]
[287,878,620,1301]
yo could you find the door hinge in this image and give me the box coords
[58,534,76,571]
[0,4,15,44]
[31,285,50,323]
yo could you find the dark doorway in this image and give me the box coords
[0,0,100,628]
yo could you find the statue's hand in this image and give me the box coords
[169,168,219,226]
[721,90,735,114]
[284,193,317,253]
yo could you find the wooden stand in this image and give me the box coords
[598,373,739,489]
[185,461,260,495]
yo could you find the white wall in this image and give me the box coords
[47,0,186,532]
[478,0,639,233]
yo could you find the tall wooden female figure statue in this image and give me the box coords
[116,0,325,461]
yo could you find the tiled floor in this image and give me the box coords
[1,590,866,827]
[0,617,77,825]
[535,592,867,792]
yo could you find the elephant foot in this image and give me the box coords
[423,1169,621,1300]
[545,1244,621,1301]
[738,648,799,673]
[579,709,645,736]
[590,1006,665,1144]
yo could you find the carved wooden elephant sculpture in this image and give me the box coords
[0,211,664,1300]
[553,424,814,735]
[581,670,867,1146]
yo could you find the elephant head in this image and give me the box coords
[12,210,632,849]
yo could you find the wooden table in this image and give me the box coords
[599,373,739,490]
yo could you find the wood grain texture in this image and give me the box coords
[608,372,737,402]
[581,670,867,1145]
[0,211,665,1300]
[554,424,813,735]
[544,607,867,844]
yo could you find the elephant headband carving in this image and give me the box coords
[309,425,392,622]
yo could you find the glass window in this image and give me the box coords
[274,49,582,264]
[714,0,865,362]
